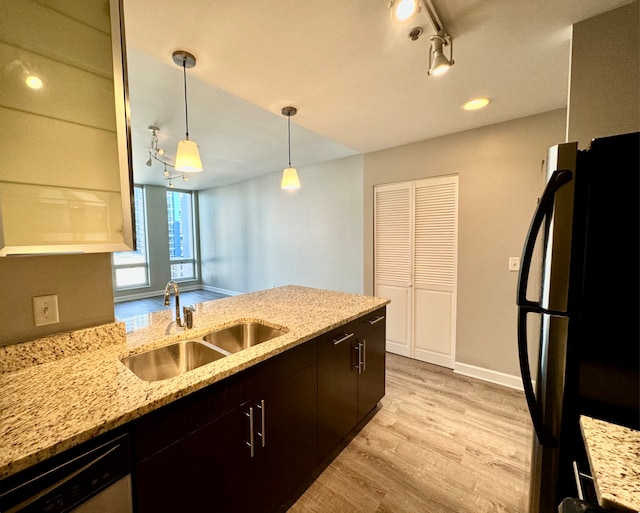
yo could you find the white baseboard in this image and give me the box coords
[386,343,411,358]
[114,289,164,302]
[454,362,527,391]
[414,349,454,370]
[200,285,243,296]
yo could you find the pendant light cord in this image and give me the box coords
[287,115,292,167]
[182,59,190,141]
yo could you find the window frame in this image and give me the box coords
[112,185,150,291]
[166,188,198,283]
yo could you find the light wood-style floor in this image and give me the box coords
[289,354,533,513]
[114,289,227,320]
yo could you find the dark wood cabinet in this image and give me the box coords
[254,363,317,513]
[134,398,253,513]
[356,309,386,423]
[133,342,316,513]
[317,307,386,462]
[133,309,385,513]
[317,325,359,461]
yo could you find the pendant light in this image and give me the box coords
[281,106,301,190]
[172,50,203,173]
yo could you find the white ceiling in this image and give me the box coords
[122,0,632,190]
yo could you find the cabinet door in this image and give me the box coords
[317,326,358,462]
[254,364,317,513]
[357,311,386,422]
[134,401,253,513]
[0,0,135,255]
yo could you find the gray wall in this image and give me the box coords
[0,253,114,345]
[363,110,567,376]
[568,1,639,146]
[198,155,363,294]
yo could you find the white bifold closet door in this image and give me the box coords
[374,176,458,368]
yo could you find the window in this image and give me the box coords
[166,190,197,281]
[112,186,149,289]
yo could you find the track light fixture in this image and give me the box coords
[390,0,454,77]
[146,125,191,187]
[281,106,301,190]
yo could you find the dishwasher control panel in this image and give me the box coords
[0,433,131,513]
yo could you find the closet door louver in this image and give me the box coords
[374,186,412,284]
[414,178,457,291]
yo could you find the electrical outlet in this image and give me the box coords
[33,295,59,326]
[508,257,521,272]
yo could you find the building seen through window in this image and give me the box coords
[166,190,196,281]
[112,186,149,289]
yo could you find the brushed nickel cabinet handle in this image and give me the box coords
[357,341,367,374]
[333,332,354,345]
[368,315,385,325]
[257,399,266,448]
[245,407,255,458]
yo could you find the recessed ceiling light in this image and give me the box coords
[463,98,490,111]
[390,0,420,22]
[25,75,43,89]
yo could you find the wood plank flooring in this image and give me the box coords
[114,289,227,320]
[288,354,533,513]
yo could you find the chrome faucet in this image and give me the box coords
[163,280,194,329]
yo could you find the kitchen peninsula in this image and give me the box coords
[0,286,388,511]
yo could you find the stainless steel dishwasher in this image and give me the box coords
[0,432,132,513]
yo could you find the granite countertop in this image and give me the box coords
[580,415,640,512]
[0,285,388,481]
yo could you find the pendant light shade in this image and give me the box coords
[281,106,300,190]
[281,167,301,189]
[172,50,203,173]
[175,139,202,172]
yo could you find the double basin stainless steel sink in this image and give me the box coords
[121,322,287,382]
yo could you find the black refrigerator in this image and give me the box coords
[516,131,639,513]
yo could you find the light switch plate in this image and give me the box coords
[33,295,59,326]
[508,257,521,272]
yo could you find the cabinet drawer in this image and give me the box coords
[133,370,254,461]
[317,308,386,360]
[355,307,386,336]
[317,319,359,361]
[254,338,316,391]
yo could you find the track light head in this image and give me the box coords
[428,34,453,76]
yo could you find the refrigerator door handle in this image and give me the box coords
[517,169,573,310]
[517,309,557,447]
[516,169,572,448]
